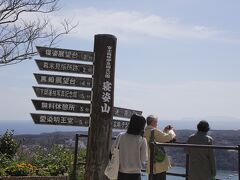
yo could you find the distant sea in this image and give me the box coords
[1,119,239,135]
[0,120,88,135]
[141,167,238,180]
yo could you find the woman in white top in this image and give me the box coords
[115,114,148,180]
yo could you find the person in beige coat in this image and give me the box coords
[144,115,176,180]
[186,120,216,180]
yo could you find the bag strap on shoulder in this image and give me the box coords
[116,133,122,148]
[150,129,155,143]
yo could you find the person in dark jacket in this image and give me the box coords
[186,120,216,180]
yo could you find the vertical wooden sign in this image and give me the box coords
[85,34,117,180]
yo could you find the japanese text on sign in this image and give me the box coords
[101,46,113,114]
[31,113,89,127]
[33,87,92,101]
[36,60,93,75]
[34,74,92,88]
[37,46,94,62]
[32,100,91,113]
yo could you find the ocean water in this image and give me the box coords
[141,166,238,180]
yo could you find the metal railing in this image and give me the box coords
[149,142,240,180]
[72,134,118,179]
[72,134,240,180]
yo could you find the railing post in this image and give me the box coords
[238,145,240,180]
[149,142,154,180]
[72,134,79,180]
[186,154,189,180]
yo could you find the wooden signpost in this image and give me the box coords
[31,113,129,129]
[113,107,142,118]
[31,34,143,180]
[34,73,93,88]
[32,99,91,113]
[31,113,89,127]
[33,86,92,100]
[36,46,94,62]
[35,59,94,75]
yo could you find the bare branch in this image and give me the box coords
[0,0,77,65]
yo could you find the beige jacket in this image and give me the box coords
[144,125,175,174]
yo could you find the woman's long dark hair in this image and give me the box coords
[127,114,146,136]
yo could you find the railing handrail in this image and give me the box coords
[149,142,240,180]
[155,142,239,150]
[77,133,117,140]
[75,134,239,180]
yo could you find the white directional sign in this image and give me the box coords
[32,99,91,114]
[113,107,142,118]
[33,86,91,101]
[35,60,94,75]
[34,73,92,88]
[36,46,94,62]
[31,113,89,127]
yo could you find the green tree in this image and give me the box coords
[0,130,19,158]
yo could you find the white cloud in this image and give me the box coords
[47,7,239,43]
[1,78,240,128]
[114,79,240,120]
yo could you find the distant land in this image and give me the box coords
[13,130,240,171]
[0,120,88,135]
[0,116,239,135]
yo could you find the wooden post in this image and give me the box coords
[238,145,240,180]
[85,34,117,180]
[72,134,79,180]
[186,154,189,180]
[149,142,155,180]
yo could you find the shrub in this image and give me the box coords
[5,162,36,176]
[0,130,19,158]
[32,145,73,176]
[0,153,14,169]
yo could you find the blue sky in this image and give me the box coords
[1,0,240,130]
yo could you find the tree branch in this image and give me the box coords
[0,0,77,65]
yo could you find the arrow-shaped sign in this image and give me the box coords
[31,113,90,127]
[31,113,129,129]
[35,60,94,75]
[34,73,92,88]
[32,99,91,114]
[113,107,142,119]
[36,46,94,62]
[33,86,92,101]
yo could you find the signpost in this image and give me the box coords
[35,59,93,75]
[113,107,142,118]
[112,119,129,129]
[36,46,94,62]
[31,113,128,129]
[31,34,143,180]
[85,34,117,180]
[33,86,92,100]
[34,73,92,88]
[32,99,91,113]
[31,113,89,127]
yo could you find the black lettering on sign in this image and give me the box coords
[34,73,92,88]
[32,99,91,113]
[35,60,94,75]
[36,46,94,62]
[33,86,92,101]
[113,107,142,118]
[31,113,89,127]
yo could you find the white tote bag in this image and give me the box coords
[104,135,121,180]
